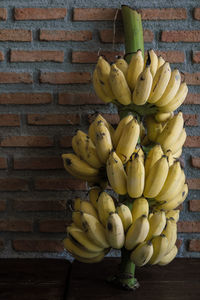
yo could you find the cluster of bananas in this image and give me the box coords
[63,190,180,266]
[93,50,188,113]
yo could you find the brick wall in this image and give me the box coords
[0,0,199,259]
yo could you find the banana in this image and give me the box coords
[169,128,187,155]
[173,148,182,159]
[72,211,84,229]
[73,197,82,211]
[116,204,132,232]
[146,211,166,240]
[132,145,145,163]
[144,155,169,198]
[80,200,99,219]
[113,114,133,148]
[157,56,165,70]
[89,186,102,210]
[116,118,140,164]
[115,56,128,76]
[130,240,153,266]
[158,245,178,266]
[155,161,182,201]
[131,197,149,225]
[148,62,171,103]
[97,192,116,227]
[109,63,131,105]
[126,50,144,90]
[106,151,127,195]
[159,82,188,113]
[125,215,150,250]
[155,69,181,107]
[148,234,169,265]
[139,122,146,142]
[144,144,164,178]
[72,134,82,158]
[127,153,145,198]
[161,218,177,254]
[72,250,107,264]
[165,210,180,222]
[106,212,125,249]
[155,112,174,123]
[93,68,112,103]
[145,115,164,142]
[132,64,153,105]
[94,120,113,164]
[144,49,158,78]
[88,114,115,144]
[81,212,109,248]
[96,56,115,99]
[165,149,174,167]
[75,130,103,169]
[67,225,104,253]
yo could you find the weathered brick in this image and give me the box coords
[14,157,63,170]
[183,114,198,126]
[99,29,154,43]
[13,240,64,252]
[0,239,4,250]
[59,93,102,105]
[88,113,119,125]
[27,114,80,125]
[0,200,6,211]
[182,73,200,85]
[194,8,200,20]
[189,240,200,252]
[0,93,52,105]
[0,8,7,20]
[155,50,185,63]
[0,178,29,191]
[187,179,200,190]
[35,178,86,191]
[0,72,32,84]
[0,157,7,169]
[40,30,92,41]
[0,29,32,41]
[161,30,200,42]
[0,51,4,61]
[192,51,200,63]
[0,136,53,147]
[0,114,20,126]
[191,157,200,169]
[40,72,91,84]
[176,239,183,249]
[0,219,32,232]
[184,93,200,104]
[39,220,68,232]
[14,8,67,20]
[59,136,73,148]
[13,199,66,211]
[184,136,200,148]
[72,51,123,64]
[139,8,187,20]
[178,221,200,232]
[189,200,200,211]
[10,50,64,62]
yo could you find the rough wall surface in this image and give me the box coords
[0,0,199,259]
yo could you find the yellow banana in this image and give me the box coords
[96,56,115,99]
[92,68,112,103]
[125,215,150,250]
[72,250,107,264]
[116,117,140,164]
[109,63,131,105]
[72,211,84,229]
[115,56,128,76]
[113,114,133,148]
[80,200,99,219]
[155,112,174,123]
[161,218,177,254]
[146,211,166,240]
[116,204,132,232]
[106,212,125,249]
[130,240,153,266]
[88,114,115,144]
[89,186,102,210]
[157,56,165,70]
[145,115,165,142]
[169,128,187,155]
[148,62,171,103]
[73,197,82,211]
[144,144,164,178]
[158,245,178,266]
[165,210,180,222]
[148,234,169,265]
[106,151,127,195]
[97,192,116,227]
[131,197,149,225]
[173,148,182,159]
[126,50,144,90]
[127,153,145,198]
[144,49,158,78]
[72,134,82,158]
[139,122,146,142]
[165,149,174,167]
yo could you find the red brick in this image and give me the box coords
[183,114,198,126]
[189,200,200,211]
[184,93,200,104]
[194,8,200,20]
[191,157,200,169]
[0,157,7,169]
[14,8,67,20]
[192,51,200,63]
[35,178,86,191]
[161,30,200,42]
[39,220,68,233]
[187,179,200,190]
[178,221,200,232]
[0,93,52,105]
[27,114,80,126]
[40,72,91,84]
[0,29,32,41]
[184,136,200,147]
[0,136,53,147]
[72,51,123,64]
[0,8,7,20]
[88,113,119,125]
[182,73,200,85]
[0,114,20,126]
[0,72,32,84]
[176,239,183,249]
[0,178,28,191]
[59,93,102,105]
[59,136,73,148]
[189,240,200,252]
[14,157,63,170]
[0,219,32,232]
[139,8,187,20]
[13,240,64,252]
[10,50,64,62]
[0,51,4,61]
[0,200,6,211]
[40,30,92,41]
[0,239,4,250]
[155,50,185,63]
[13,199,66,211]
[99,29,154,43]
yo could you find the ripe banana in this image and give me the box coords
[144,144,164,178]
[146,211,166,240]
[109,63,131,105]
[72,211,84,229]
[126,50,144,90]
[89,186,101,210]
[158,245,178,266]
[115,56,128,76]
[131,197,149,225]
[72,250,107,264]
[73,197,82,211]
[113,114,133,148]
[127,153,145,198]
[157,56,165,70]
[161,218,177,254]
[116,117,140,164]
[106,151,127,195]
[96,56,115,99]
[72,134,82,158]
[80,200,99,219]
[125,215,150,250]
[144,49,158,78]
[106,212,125,249]
[148,234,169,265]
[165,210,180,222]
[155,112,174,123]
[97,192,116,227]
[130,240,153,266]
[145,115,164,142]
[165,149,174,167]
[169,128,187,155]
[93,68,112,103]
[116,204,132,232]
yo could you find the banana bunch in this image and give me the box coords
[93,51,188,114]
